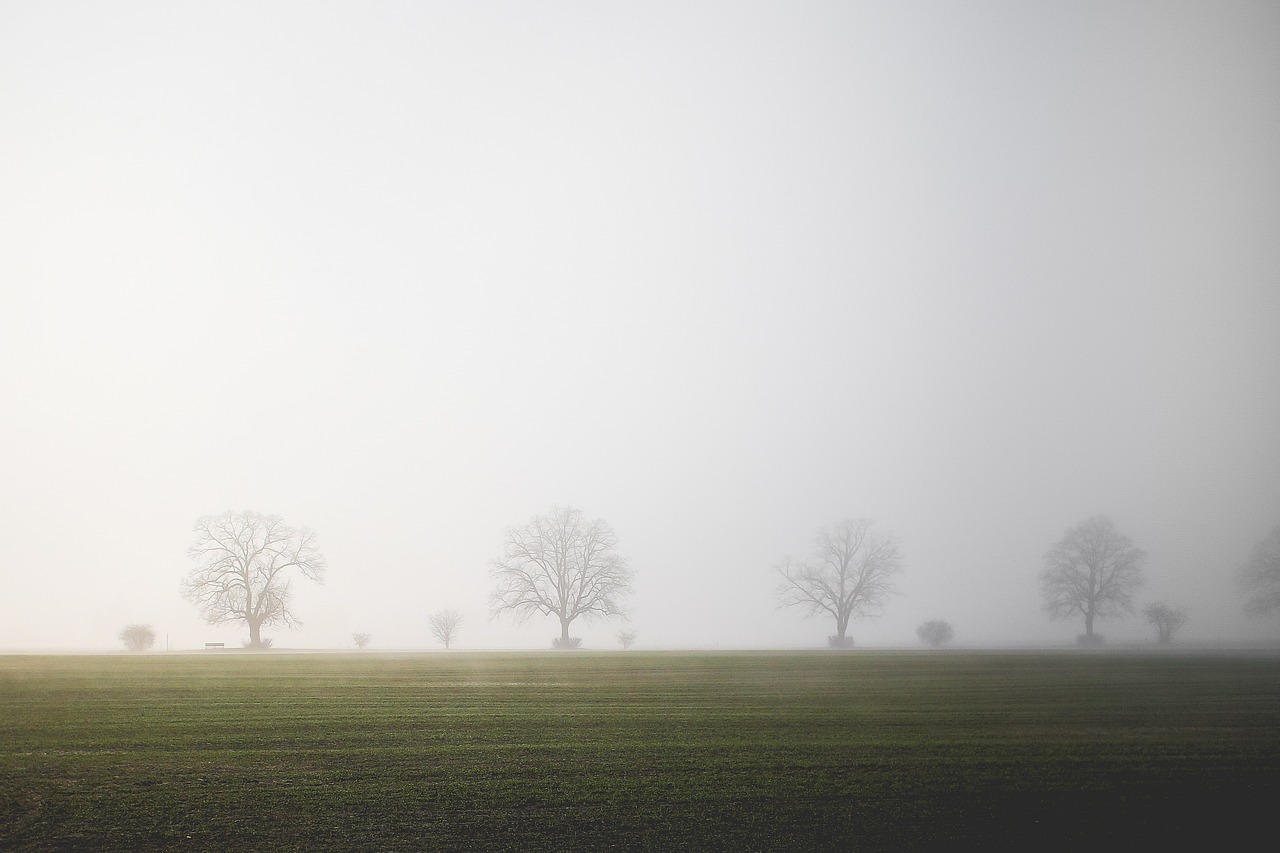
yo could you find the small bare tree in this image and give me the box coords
[1238,523,1280,616]
[119,624,156,651]
[1142,603,1187,644]
[617,629,637,649]
[352,632,372,650]
[1040,515,1145,644]
[776,519,903,647]
[428,607,463,650]
[916,620,954,648]
[181,510,327,648]
[490,506,634,647]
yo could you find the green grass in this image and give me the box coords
[2,650,1279,850]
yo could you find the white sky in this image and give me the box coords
[2,1,1278,651]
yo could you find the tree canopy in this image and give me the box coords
[1238,524,1280,616]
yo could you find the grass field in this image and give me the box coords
[2,650,1279,850]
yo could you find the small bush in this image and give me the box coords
[552,637,583,650]
[1077,633,1105,646]
[242,638,274,650]
[827,635,853,649]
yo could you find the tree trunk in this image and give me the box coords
[248,618,263,648]
[1084,609,1095,638]
[559,618,572,645]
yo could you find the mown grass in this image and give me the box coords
[2,650,1278,850]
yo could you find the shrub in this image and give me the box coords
[552,637,583,650]
[827,635,854,649]
[1077,633,1105,646]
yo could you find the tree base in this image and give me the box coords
[827,635,854,649]
[1077,634,1105,647]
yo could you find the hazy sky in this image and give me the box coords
[2,1,1278,651]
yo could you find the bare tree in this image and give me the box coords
[1142,603,1188,644]
[119,624,156,651]
[776,519,903,648]
[617,629,637,649]
[428,607,463,650]
[1238,523,1280,616]
[1040,515,1145,644]
[352,632,372,650]
[181,510,327,649]
[490,505,634,647]
[916,620,954,648]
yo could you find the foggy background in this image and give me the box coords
[2,1,1277,651]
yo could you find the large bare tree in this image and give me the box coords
[181,510,327,648]
[1040,515,1145,643]
[490,506,634,647]
[1238,523,1280,616]
[776,519,903,647]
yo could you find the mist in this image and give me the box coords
[2,1,1278,652]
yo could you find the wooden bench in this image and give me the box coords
[205,642,225,650]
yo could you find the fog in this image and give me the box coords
[2,1,1278,652]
